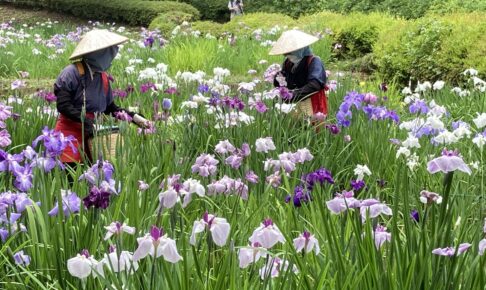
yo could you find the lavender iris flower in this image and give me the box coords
[432,243,471,256]
[13,250,31,266]
[12,164,33,192]
[48,190,81,217]
[427,150,472,175]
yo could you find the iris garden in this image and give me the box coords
[0,19,486,289]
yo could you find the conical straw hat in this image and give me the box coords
[69,29,129,60]
[269,29,319,55]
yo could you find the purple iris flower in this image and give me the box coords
[303,167,334,190]
[13,250,31,266]
[292,185,311,207]
[230,97,245,111]
[432,243,471,256]
[0,228,8,242]
[409,100,429,114]
[32,127,76,157]
[12,164,33,192]
[83,186,112,209]
[144,36,154,47]
[198,84,210,93]
[162,98,172,110]
[32,156,58,173]
[79,160,115,185]
[0,103,13,121]
[0,150,24,172]
[0,129,12,148]
[208,96,221,107]
[113,89,128,99]
[140,82,156,93]
[245,171,259,184]
[48,190,81,217]
[255,101,268,113]
[277,87,293,101]
[410,209,419,222]
[427,149,471,175]
[326,124,341,135]
[191,154,219,177]
[350,179,366,191]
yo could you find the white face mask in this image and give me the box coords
[286,55,301,64]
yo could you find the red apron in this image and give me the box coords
[310,88,328,116]
[54,113,94,163]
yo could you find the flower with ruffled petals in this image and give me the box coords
[138,180,149,191]
[255,137,276,153]
[102,250,138,274]
[432,243,471,256]
[373,226,391,249]
[215,140,236,155]
[427,150,471,175]
[48,189,81,217]
[13,250,30,266]
[249,219,285,249]
[326,190,360,214]
[104,221,136,240]
[354,164,371,181]
[133,226,182,263]
[190,212,230,247]
[238,242,265,268]
[360,199,392,221]
[419,190,442,205]
[293,231,320,255]
[191,154,219,177]
[67,250,103,279]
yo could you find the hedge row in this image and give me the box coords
[0,0,200,26]
[178,11,485,83]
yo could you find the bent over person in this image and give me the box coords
[270,30,328,118]
[54,29,145,165]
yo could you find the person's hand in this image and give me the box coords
[133,113,150,128]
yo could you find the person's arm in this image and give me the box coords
[290,57,326,102]
[54,66,94,136]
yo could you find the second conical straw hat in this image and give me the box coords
[269,29,319,55]
[69,29,129,60]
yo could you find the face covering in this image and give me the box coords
[285,46,313,64]
[84,46,119,72]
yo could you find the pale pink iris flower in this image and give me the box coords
[249,219,286,249]
[190,212,230,247]
[133,226,182,263]
[293,231,320,255]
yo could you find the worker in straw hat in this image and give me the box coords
[54,29,147,165]
[270,29,328,119]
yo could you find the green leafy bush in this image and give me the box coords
[191,21,226,37]
[2,0,200,26]
[179,0,229,22]
[373,13,486,83]
[149,11,196,36]
[222,12,295,35]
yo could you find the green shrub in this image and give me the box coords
[180,0,229,22]
[3,0,200,26]
[373,13,486,83]
[149,11,195,36]
[191,21,226,37]
[222,12,296,35]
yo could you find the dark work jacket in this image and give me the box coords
[274,55,327,102]
[54,62,121,123]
